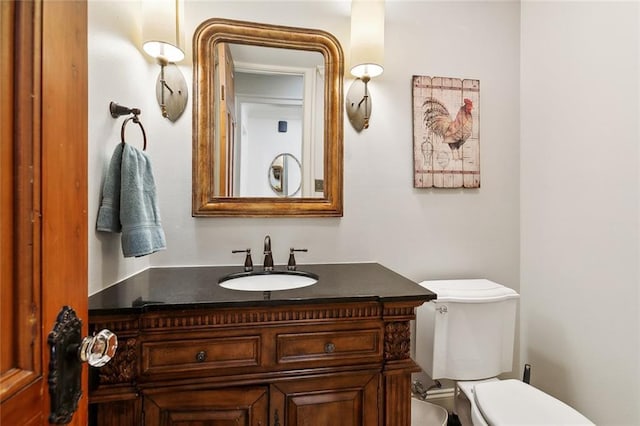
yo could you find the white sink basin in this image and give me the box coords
[219,271,318,292]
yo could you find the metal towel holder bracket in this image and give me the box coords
[109,101,147,151]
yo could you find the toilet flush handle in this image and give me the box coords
[436,306,448,314]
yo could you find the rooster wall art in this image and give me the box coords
[412,76,480,188]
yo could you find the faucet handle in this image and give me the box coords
[232,249,253,272]
[287,248,308,271]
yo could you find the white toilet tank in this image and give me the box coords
[415,279,519,381]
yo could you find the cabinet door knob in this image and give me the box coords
[324,342,336,353]
[196,351,207,362]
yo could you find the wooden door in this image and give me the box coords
[270,373,380,426]
[215,43,236,197]
[1,1,89,424]
[144,387,268,425]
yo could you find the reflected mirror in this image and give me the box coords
[193,19,344,217]
[268,153,302,197]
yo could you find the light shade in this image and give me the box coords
[350,0,384,78]
[142,0,185,63]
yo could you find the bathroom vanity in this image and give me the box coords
[88,263,435,425]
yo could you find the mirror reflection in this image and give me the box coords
[216,44,324,198]
[192,18,344,217]
[268,153,302,197]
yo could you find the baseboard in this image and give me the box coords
[424,387,456,412]
[425,386,455,401]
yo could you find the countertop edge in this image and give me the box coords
[88,263,437,315]
[89,294,436,316]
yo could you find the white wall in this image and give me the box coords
[241,110,303,197]
[89,1,521,297]
[88,0,154,293]
[520,2,640,424]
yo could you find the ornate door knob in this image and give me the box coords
[76,328,118,367]
[48,306,118,424]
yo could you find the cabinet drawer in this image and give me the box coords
[142,336,260,375]
[276,329,381,365]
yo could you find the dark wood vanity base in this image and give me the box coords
[88,263,435,426]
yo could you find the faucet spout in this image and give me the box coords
[263,235,273,271]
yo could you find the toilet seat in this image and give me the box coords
[472,379,594,425]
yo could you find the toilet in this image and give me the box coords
[414,279,594,425]
[411,398,448,426]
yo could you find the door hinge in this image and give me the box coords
[221,84,225,101]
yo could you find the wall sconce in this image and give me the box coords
[142,0,188,122]
[346,0,384,132]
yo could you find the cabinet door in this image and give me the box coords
[270,373,379,426]
[144,387,268,426]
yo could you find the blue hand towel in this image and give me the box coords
[96,143,166,257]
[96,144,123,233]
[119,144,166,257]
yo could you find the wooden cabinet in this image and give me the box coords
[141,334,261,377]
[270,373,379,426]
[144,387,268,426]
[89,300,423,426]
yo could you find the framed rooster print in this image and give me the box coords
[412,76,480,188]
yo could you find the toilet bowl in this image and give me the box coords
[458,379,594,426]
[411,397,448,426]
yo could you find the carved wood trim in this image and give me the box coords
[140,304,381,331]
[97,337,137,385]
[382,306,415,318]
[383,321,411,361]
[382,299,428,321]
[89,316,139,333]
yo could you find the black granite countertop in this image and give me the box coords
[89,263,436,315]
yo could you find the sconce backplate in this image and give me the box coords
[155,63,188,122]
[346,78,372,132]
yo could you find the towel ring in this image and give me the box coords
[120,116,147,151]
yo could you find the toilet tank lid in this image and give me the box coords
[417,279,519,303]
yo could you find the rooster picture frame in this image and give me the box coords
[412,76,480,188]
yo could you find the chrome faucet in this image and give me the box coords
[263,235,273,271]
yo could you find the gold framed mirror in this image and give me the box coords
[193,19,344,217]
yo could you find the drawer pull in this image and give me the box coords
[324,342,336,353]
[195,351,207,362]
